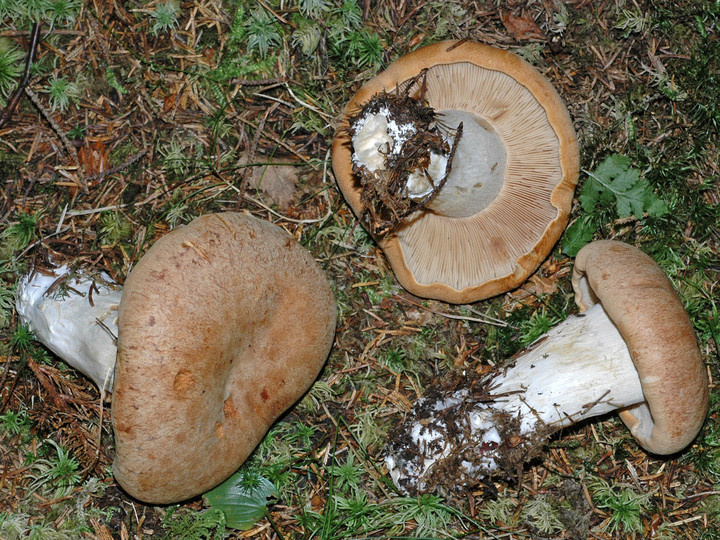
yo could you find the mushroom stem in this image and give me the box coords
[15,266,119,392]
[351,99,506,220]
[385,303,645,495]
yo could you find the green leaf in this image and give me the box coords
[562,215,597,257]
[203,472,277,531]
[594,153,631,180]
[579,154,670,220]
[614,181,646,218]
[609,166,640,191]
[578,177,603,213]
[646,195,669,217]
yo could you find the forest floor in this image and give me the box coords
[0,0,719,538]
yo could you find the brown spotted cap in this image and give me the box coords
[572,240,708,455]
[112,212,337,503]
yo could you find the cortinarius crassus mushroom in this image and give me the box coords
[332,40,579,303]
[385,240,708,495]
[16,212,337,504]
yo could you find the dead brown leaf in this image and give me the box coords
[77,140,109,177]
[500,10,547,41]
[238,150,300,210]
[253,163,298,210]
[162,93,177,114]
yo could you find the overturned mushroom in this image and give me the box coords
[332,40,579,303]
[385,240,708,495]
[16,212,337,504]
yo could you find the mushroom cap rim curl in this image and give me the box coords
[572,239,708,455]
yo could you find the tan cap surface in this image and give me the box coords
[332,40,579,303]
[112,212,337,503]
[572,240,708,455]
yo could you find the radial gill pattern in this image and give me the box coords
[397,62,563,290]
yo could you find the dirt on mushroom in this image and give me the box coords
[386,369,555,498]
[345,72,462,236]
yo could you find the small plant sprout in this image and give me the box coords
[330,451,364,494]
[590,477,650,534]
[343,29,384,69]
[0,0,81,29]
[99,211,132,247]
[385,241,708,495]
[0,283,15,328]
[0,409,32,437]
[46,0,82,29]
[29,439,82,498]
[298,0,330,19]
[67,123,86,139]
[149,1,180,36]
[337,0,362,29]
[292,22,322,57]
[244,7,282,58]
[10,323,35,353]
[43,75,81,112]
[0,38,24,103]
[159,137,190,177]
[520,496,563,535]
[2,211,38,253]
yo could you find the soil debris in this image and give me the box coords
[346,72,463,236]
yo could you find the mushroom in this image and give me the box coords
[332,40,579,303]
[16,266,121,392]
[16,212,337,504]
[385,240,708,495]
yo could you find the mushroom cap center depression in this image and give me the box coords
[353,108,507,219]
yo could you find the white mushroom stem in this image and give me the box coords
[15,266,120,392]
[385,303,646,495]
[351,106,506,218]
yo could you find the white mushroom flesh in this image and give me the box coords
[430,110,506,218]
[385,303,645,494]
[15,266,120,391]
[351,106,506,218]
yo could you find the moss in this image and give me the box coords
[0,150,23,183]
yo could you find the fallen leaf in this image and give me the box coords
[524,274,558,296]
[163,93,176,114]
[78,140,110,176]
[253,163,299,210]
[501,11,547,41]
[236,150,300,210]
[504,260,570,309]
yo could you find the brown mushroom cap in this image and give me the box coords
[332,40,579,303]
[572,240,708,455]
[112,212,337,504]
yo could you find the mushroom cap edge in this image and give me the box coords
[572,239,708,455]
